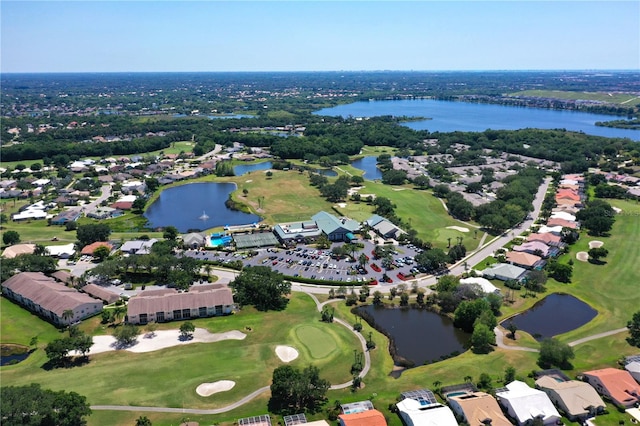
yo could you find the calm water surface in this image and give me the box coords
[233,161,273,176]
[315,99,639,141]
[145,183,261,232]
[502,293,597,340]
[357,305,469,366]
[351,156,383,180]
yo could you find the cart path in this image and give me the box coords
[494,326,628,352]
[92,291,371,414]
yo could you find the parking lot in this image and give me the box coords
[240,240,424,286]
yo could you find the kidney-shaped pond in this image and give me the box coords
[144,182,261,233]
[501,293,597,341]
[357,305,470,367]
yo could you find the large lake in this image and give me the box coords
[144,183,261,232]
[315,99,639,141]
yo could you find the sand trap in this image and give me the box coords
[275,345,299,363]
[446,226,470,233]
[196,380,235,397]
[576,252,589,262]
[245,179,253,183]
[613,207,622,214]
[73,328,246,356]
[337,203,347,208]
[392,188,406,191]
[588,240,604,249]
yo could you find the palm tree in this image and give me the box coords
[62,309,74,325]
[464,375,473,383]
[113,305,127,324]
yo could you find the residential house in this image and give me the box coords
[397,389,457,426]
[495,380,561,425]
[2,243,36,258]
[338,409,387,426]
[447,391,512,426]
[49,270,72,285]
[527,233,562,247]
[535,376,605,421]
[120,239,158,255]
[87,206,123,220]
[625,361,640,384]
[81,242,113,256]
[583,368,640,408]
[547,217,578,229]
[481,263,527,282]
[50,209,82,225]
[45,243,76,258]
[2,272,103,326]
[506,251,544,269]
[126,284,235,324]
[512,241,552,258]
[459,277,501,295]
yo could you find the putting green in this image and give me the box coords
[293,324,337,359]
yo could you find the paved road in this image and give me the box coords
[196,144,223,162]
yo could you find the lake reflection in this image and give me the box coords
[502,293,597,340]
[357,305,469,367]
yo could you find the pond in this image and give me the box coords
[1,344,31,366]
[351,156,383,180]
[315,99,640,141]
[356,305,470,368]
[501,293,597,341]
[144,182,261,233]
[233,161,273,176]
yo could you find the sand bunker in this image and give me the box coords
[446,226,470,233]
[613,207,622,214]
[275,345,299,363]
[245,179,253,183]
[576,252,589,262]
[337,203,347,208]
[196,380,235,397]
[588,240,604,249]
[74,328,246,356]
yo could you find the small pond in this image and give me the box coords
[501,293,597,341]
[310,168,338,177]
[351,156,383,180]
[144,182,261,233]
[1,344,31,366]
[233,161,273,176]
[356,305,470,368]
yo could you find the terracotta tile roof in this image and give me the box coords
[547,218,578,229]
[449,392,512,426]
[584,368,640,407]
[338,409,387,426]
[81,242,113,255]
[527,233,562,245]
[506,251,542,268]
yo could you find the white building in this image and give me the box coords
[496,380,561,426]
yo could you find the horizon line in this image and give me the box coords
[2,68,639,75]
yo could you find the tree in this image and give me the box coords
[454,299,491,333]
[627,310,640,348]
[132,197,147,213]
[470,323,495,353]
[44,338,73,366]
[538,338,575,369]
[588,247,609,263]
[93,245,111,262]
[269,365,330,414]
[3,230,21,246]
[547,261,573,283]
[62,309,75,325]
[416,248,448,273]
[506,321,518,339]
[179,321,195,340]
[1,384,92,426]
[504,366,516,383]
[412,175,430,189]
[76,223,111,247]
[113,324,140,347]
[144,177,159,193]
[315,234,331,249]
[136,416,153,426]
[162,226,179,241]
[230,266,291,311]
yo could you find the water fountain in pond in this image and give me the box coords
[199,211,210,221]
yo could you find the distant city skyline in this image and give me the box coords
[1,1,638,73]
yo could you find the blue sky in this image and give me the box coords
[1,1,638,73]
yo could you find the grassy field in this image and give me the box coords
[1,293,360,413]
[508,90,640,105]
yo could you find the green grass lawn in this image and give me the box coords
[0,293,360,411]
